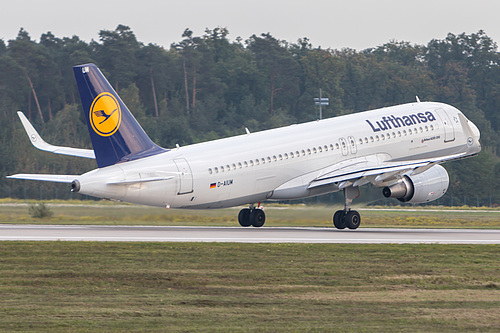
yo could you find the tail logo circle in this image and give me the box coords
[89,93,122,136]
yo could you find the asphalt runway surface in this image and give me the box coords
[0,225,499,244]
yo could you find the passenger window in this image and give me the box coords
[279,154,283,160]
[238,162,242,169]
[232,163,236,170]
[215,167,219,173]
[244,161,248,167]
[255,159,259,165]
[208,168,213,174]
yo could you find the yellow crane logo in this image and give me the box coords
[89,93,121,136]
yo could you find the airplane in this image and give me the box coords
[7,64,481,229]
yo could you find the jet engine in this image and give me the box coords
[382,165,449,203]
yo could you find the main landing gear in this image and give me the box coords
[333,187,361,230]
[238,204,266,227]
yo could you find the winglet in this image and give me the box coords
[17,111,95,159]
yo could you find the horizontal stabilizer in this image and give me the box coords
[17,111,95,159]
[6,174,78,183]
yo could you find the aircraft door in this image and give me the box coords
[173,158,193,194]
[435,108,455,142]
[348,136,357,154]
[339,137,348,156]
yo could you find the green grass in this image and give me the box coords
[1,201,500,228]
[0,242,499,332]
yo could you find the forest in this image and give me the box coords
[0,25,499,206]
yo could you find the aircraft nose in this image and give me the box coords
[469,120,481,141]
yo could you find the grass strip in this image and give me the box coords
[0,242,499,332]
[1,203,500,228]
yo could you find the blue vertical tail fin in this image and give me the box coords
[73,64,166,168]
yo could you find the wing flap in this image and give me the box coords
[17,111,95,159]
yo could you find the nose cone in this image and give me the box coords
[469,119,481,141]
[466,118,481,155]
[457,112,481,154]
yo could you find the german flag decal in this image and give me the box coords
[210,183,216,189]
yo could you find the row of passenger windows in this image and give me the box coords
[357,124,438,145]
[208,123,438,174]
[208,143,341,174]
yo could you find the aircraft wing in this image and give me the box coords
[6,174,78,183]
[17,111,95,159]
[308,152,470,190]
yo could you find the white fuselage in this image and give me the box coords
[76,102,480,208]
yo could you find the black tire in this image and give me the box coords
[345,210,361,229]
[238,208,252,227]
[250,209,266,227]
[333,210,346,229]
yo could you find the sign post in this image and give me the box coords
[314,89,329,120]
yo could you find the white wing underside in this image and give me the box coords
[308,152,469,190]
[17,111,95,159]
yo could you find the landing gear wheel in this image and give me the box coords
[250,209,266,227]
[344,210,361,229]
[238,208,252,227]
[333,210,346,229]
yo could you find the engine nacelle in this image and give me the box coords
[382,165,449,203]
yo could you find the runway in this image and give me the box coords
[0,225,499,244]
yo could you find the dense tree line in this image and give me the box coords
[1,25,499,205]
